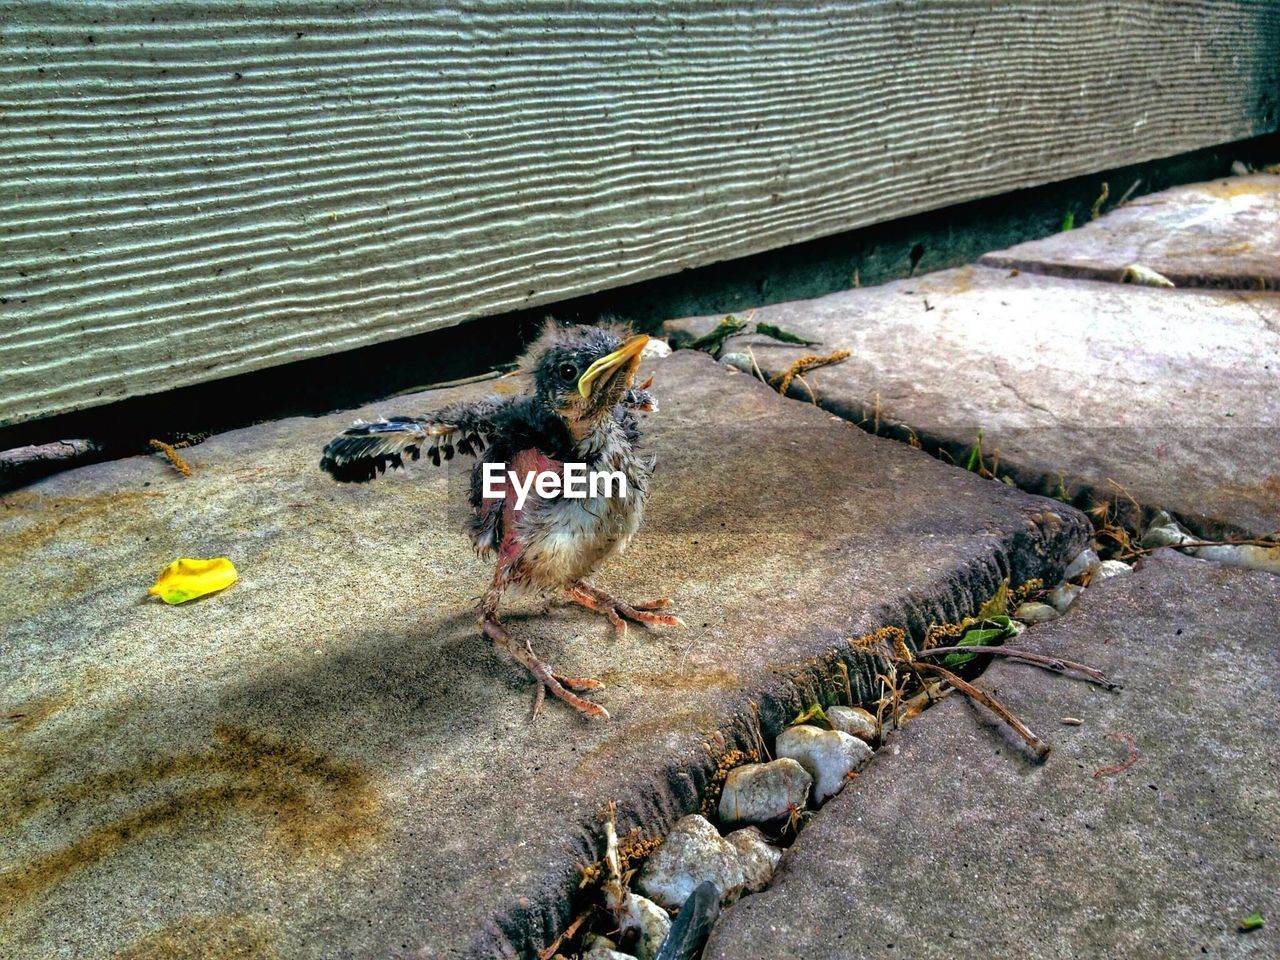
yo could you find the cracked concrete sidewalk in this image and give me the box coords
[704,549,1280,960]
[668,174,1280,542]
[0,351,1086,959]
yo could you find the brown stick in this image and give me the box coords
[914,645,1121,691]
[0,439,101,487]
[538,909,592,960]
[911,661,1051,760]
[1128,538,1278,556]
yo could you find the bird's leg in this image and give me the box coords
[567,581,682,635]
[477,588,609,720]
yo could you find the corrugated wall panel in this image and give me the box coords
[2,1,1277,424]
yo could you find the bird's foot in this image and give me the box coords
[480,613,609,720]
[568,582,684,635]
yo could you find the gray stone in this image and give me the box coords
[1142,509,1196,548]
[774,724,872,804]
[0,351,1087,958]
[979,174,1280,290]
[621,893,671,960]
[1194,543,1280,575]
[826,705,877,741]
[704,550,1280,960]
[667,260,1280,541]
[1063,547,1101,582]
[1045,581,1084,613]
[583,933,620,952]
[635,815,745,911]
[1093,559,1133,581]
[1013,601,1060,624]
[723,828,781,895]
[1120,263,1175,288]
[718,758,813,825]
[585,949,638,960]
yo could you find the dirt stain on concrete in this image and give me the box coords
[0,721,380,917]
[0,490,167,559]
[113,913,278,960]
[0,690,72,741]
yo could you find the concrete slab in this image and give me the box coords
[667,266,1280,538]
[704,550,1280,960]
[0,352,1088,959]
[980,174,1280,290]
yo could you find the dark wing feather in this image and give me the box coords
[319,417,432,483]
[319,395,512,483]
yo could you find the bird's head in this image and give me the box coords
[529,323,650,438]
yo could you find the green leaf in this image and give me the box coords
[756,322,820,347]
[1240,913,1265,932]
[964,429,985,473]
[686,315,749,357]
[977,580,1010,619]
[1061,211,1075,231]
[791,703,831,728]
[942,615,1016,667]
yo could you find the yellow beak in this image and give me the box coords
[577,334,650,398]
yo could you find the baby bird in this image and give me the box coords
[319,322,678,719]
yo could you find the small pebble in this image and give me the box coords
[1121,263,1175,288]
[622,893,670,960]
[1046,582,1084,613]
[827,705,877,741]
[1193,543,1280,575]
[1063,548,1101,582]
[635,815,744,909]
[657,880,721,960]
[1094,559,1132,581]
[718,352,753,373]
[724,827,782,894]
[718,758,812,826]
[584,949,638,960]
[1141,510,1195,548]
[775,724,872,803]
[583,933,620,952]
[1014,601,1059,624]
[641,338,672,359]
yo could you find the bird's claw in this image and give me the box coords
[568,584,683,633]
[482,612,610,721]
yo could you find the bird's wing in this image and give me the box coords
[319,395,511,483]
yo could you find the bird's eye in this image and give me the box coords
[558,362,578,382]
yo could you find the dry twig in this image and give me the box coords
[913,645,1121,691]
[1116,178,1142,206]
[538,910,592,960]
[911,661,1051,760]
[1128,537,1279,557]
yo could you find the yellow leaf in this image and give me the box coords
[977,579,1010,619]
[149,557,238,604]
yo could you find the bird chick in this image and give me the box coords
[319,322,679,719]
